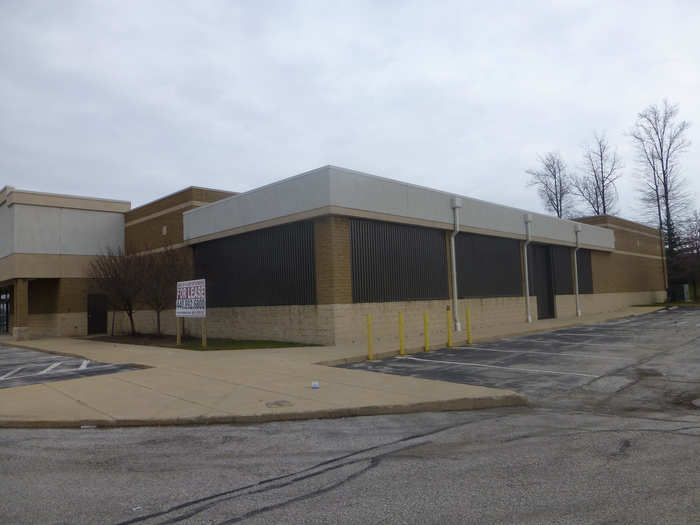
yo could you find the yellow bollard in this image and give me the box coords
[398,312,405,355]
[366,314,374,361]
[466,307,472,345]
[446,309,452,348]
[423,311,429,352]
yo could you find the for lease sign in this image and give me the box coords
[176,279,206,318]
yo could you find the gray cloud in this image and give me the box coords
[1,0,698,220]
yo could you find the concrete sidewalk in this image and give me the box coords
[0,338,524,428]
[0,306,659,428]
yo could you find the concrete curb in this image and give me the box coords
[0,392,527,429]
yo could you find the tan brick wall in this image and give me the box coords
[579,291,665,312]
[576,215,659,237]
[57,278,94,313]
[110,305,336,345]
[28,279,59,314]
[27,313,86,337]
[576,215,666,293]
[125,187,234,223]
[555,294,578,319]
[104,290,665,349]
[125,187,234,253]
[125,208,195,252]
[592,251,665,293]
[314,216,352,304]
[332,297,537,349]
[27,278,96,315]
[612,229,662,257]
[12,278,28,327]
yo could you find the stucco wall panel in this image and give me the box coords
[13,204,124,255]
[0,204,14,259]
[0,254,97,281]
[184,169,332,241]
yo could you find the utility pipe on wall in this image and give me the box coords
[450,197,463,332]
[573,223,582,318]
[523,213,533,323]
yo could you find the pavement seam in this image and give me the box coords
[108,375,226,414]
[42,382,116,421]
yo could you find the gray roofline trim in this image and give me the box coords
[183,165,616,250]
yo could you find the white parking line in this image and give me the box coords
[551,332,629,338]
[523,339,636,347]
[454,346,630,360]
[38,361,63,375]
[396,356,598,377]
[1,364,120,382]
[0,367,24,380]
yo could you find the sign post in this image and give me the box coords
[176,279,207,347]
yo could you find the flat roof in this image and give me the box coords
[127,186,236,215]
[0,186,131,213]
[183,165,616,251]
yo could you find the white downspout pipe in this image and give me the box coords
[574,223,582,318]
[523,213,533,323]
[450,196,462,331]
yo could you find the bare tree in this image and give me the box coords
[140,247,191,336]
[526,152,573,218]
[631,100,691,276]
[682,211,700,258]
[88,247,145,336]
[675,212,700,298]
[573,132,622,215]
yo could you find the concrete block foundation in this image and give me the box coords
[104,290,665,348]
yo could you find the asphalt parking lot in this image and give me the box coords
[341,307,700,406]
[0,344,138,389]
[2,309,700,523]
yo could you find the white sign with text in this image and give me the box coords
[176,279,206,318]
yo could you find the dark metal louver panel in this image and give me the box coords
[350,219,449,303]
[577,249,593,294]
[193,220,316,307]
[552,245,573,295]
[456,232,522,298]
[528,244,556,319]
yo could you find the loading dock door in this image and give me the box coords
[87,294,108,335]
[530,245,555,319]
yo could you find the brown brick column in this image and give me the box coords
[314,216,352,304]
[12,278,30,340]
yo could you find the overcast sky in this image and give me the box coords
[1,1,698,221]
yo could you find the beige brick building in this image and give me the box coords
[1,166,666,347]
